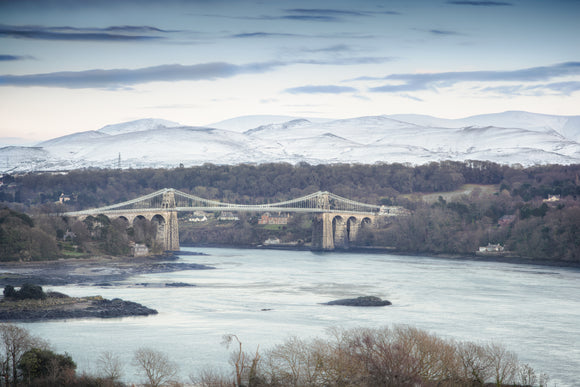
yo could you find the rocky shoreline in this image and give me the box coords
[0,296,158,322]
[0,254,215,287]
[0,254,212,321]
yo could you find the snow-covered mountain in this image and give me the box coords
[2,111,580,172]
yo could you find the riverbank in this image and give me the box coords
[210,243,580,269]
[0,253,215,287]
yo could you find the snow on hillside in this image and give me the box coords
[98,118,181,135]
[209,115,332,132]
[2,111,580,172]
[38,131,109,148]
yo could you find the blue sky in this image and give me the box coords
[0,0,579,142]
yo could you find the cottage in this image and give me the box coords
[258,212,290,225]
[218,212,239,221]
[263,237,281,245]
[543,195,560,202]
[63,230,76,241]
[58,193,71,204]
[131,243,149,257]
[478,243,504,253]
[189,215,208,222]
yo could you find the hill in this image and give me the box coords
[1,111,579,172]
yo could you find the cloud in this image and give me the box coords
[0,56,394,89]
[207,7,400,23]
[447,1,513,6]
[284,8,400,20]
[483,81,580,96]
[298,57,394,66]
[428,29,462,36]
[302,44,353,53]
[368,62,580,94]
[284,85,358,94]
[0,61,284,89]
[230,32,300,39]
[0,24,169,42]
[0,54,33,61]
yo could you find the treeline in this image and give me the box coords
[360,194,580,262]
[1,161,579,262]
[2,161,580,209]
[0,207,161,261]
[0,323,550,386]
[0,207,60,260]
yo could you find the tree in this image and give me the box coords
[133,347,178,387]
[14,283,47,300]
[18,347,76,385]
[97,351,124,383]
[0,324,46,386]
[222,334,261,387]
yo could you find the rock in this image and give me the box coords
[165,282,195,287]
[324,296,392,307]
[0,296,158,321]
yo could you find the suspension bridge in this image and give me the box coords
[63,188,407,251]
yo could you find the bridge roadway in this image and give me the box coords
[63,188,407,251]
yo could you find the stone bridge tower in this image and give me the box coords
[160,189,180,251]
[310,192,376,250]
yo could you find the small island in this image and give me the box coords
[324,296,392,307]
[0,284,157,321]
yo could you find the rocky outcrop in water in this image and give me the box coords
[324,296,392,307]
[0,297,158,321]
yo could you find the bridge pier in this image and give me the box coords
[160,210,180,251]
[312,213,375,250]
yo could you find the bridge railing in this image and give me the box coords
[63,188,391,217]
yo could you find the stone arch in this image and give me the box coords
[346,216,360,244]
[132,215,152,245]
[361,217,373,228]
[332,215,348,248]
[151,214,167,247]
[115,216,130,228]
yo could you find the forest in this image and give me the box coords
[1,161,579,262]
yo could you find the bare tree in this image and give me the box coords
[190,367,232,387]
[133,347,178,387]
[485,342,518,387]
[222,334,260,387]
[262,336,326,386]
[98,350,124,383]
[457,341,493,384]
[0,323,46,386]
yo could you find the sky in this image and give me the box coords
[0,0,579,143]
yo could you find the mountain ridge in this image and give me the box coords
[2,111,579,172]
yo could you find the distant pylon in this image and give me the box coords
[118,153,121,169]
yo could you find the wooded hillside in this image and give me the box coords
[1,161,579,262]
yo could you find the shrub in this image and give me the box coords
[3,284,47,300]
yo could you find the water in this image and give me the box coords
[26,247,580,386]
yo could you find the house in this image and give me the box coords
[58,193,71,204]
[498,215,516,227]
[543,195,561,203]
[258,212,290,225]
[478,243,504,253]
[218,212,239,221]
[263,237,281,245]
[63,230,76,241]
[189,215,207,222]
[131,243,149,257]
